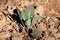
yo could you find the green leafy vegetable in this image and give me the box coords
[17,5,43,39]
[17,5,42,27]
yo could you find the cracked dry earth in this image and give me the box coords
[0,0,60,40]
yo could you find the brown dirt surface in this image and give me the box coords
[0,0,60,40]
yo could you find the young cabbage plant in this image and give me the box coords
[17,5,42,27]
[21,5,34,27]
[16,5,42,38]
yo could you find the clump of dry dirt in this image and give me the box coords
[0,0,60,40]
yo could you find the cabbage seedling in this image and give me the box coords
[16,5,42,39]
[17,5,42,27]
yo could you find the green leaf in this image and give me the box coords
[22,5,34,21]
[32,16,42,24]
[25,18,31,27]
[21,12,28,21]
[25,5,34,17]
